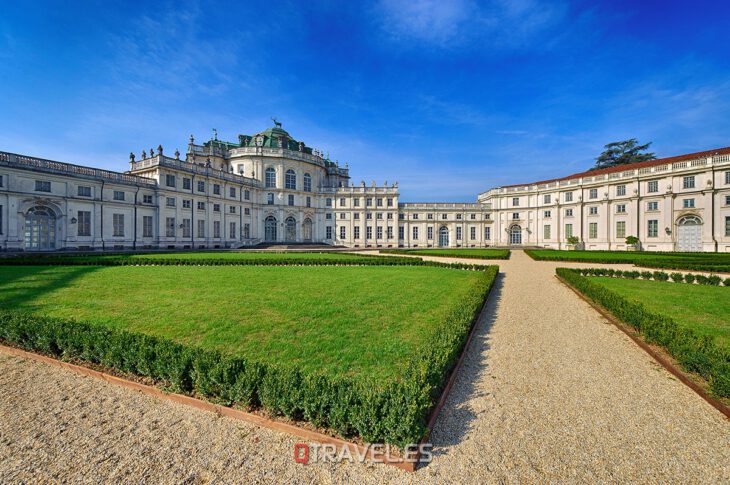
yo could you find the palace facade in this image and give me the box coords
[1,123,729,252]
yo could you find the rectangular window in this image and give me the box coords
[183,178,191,190]
[648,180,659,193]
[230,187,236,198]
[354,226,361,239]
[398,226,404,239]
[726,216,730,236]
[512,197,519,206]
[183,199,191,209]
[512,212,520,220]
[166,197,175,207]
[243,223,250,239]
[339,213,345,220]
[112,213,124,237]
[543,194,551,204]
[616,185,626,196]
[326,213,333,220]
[143,194,153,204]
[376,226,383,239]
[376,213,383,220]
[683,176,695,189]
[166,217,176,237]
[213,184,220,195]
[647,201,659,211]
[683,198,695,208]
[197,201,205,210]
[366,226,373,239]
[306,196,311,208]
[387,226,393,239]
[113,190,125,201]
[230,222,236,239]
[340,226,346,239]
[565,209,573,217]
[412,213,419,220]
[589,188,598,199]
[427,226,433,240]
[564,192,573,202]
[470,226,476,240]
[229,206,236,214]
[376,198,383,207]
[0,175,3,187]
[338,198,345,206]
[288,194,294,206]
[543,224,551,239]
[214,221,220,238]
[442,213,448,220]
[354,198,360,207]
[387,198,393,207]
[326,226,333,239]
[166,174,176,187]
[565,223,573,239]
[244,207,250,215]
[354,213,360,220]
[197,180,205,192]
[35,180,51,192]
[77,186,92,197]
[326,198,332,207]
[197,220,205,238]
[412,226,418,240]
[726,195,730,206]
[456,227,462,240]
[143,216,153,238]
[616,221,626,239]
[616,204,626,213]
[182,219,191,238]
[589,207,598,215]
[244,190,250,200]
[366,198,372,207]
[484,226,491,240]
[589,222,598,239]
[267,193,274,205]
[213,203,220,212]
[470,214,476,220]
[648,219,658,238]
[77,211,91,236]
[544,210,551,218]
[456,214,462,220]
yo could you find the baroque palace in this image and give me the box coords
[1,123,729,252]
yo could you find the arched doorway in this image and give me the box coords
[438,226,449,247]
[676,215,702,252]
[285,217,296,242]
[509,225,522,245]
[264,216,277,242]
[302,218,313,242]
[25,206,57,251]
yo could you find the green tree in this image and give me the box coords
[592,139,655,170]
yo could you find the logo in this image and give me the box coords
[293,443,433,465]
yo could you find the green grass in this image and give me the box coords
[526,249,730,271]
[0,264,484,380]
[381,248,510,259]
[2,251,376,262]
[588,277,730,349]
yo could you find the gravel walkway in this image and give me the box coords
[1,250,728,483]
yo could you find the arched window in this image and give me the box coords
[303,173,312,192]
[265,216,277,241]
[265,167,276,188]
[438,226,449,247]
[24,206,57,251]
[285,216,296,241]
[509,225,522,245]
[285,169,296,190]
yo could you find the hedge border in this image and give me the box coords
[0,263,499,450]
[525,250,730,273]
[573,267,730,287]
[380,249,511,260]
[556,268,730,399]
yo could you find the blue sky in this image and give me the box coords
[1,0,729,201]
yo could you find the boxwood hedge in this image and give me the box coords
[556,268,730,397]
[0,265,498,447]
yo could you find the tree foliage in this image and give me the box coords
[592,139,655,170]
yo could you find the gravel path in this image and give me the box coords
[1,250,728,483]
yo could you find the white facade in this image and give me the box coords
[1,125,729,252]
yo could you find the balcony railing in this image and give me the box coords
[0,151,157,187]
[130,156,260,187]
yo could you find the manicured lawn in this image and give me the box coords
[3,251,377,262]
[381,248,510,259]
[0,264,484,380]
[527,249,730,271]
[588,277,730,349]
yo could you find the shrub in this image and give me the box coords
[695,274,710,285]
[0,265,499,447]
[653,271,669,282]
[640,271,654,280]
[625,271,640,279]
[556,268,729,398]
[707,275,722,286]
[684,273,696,284]
[724,278,730,287]
[670,273,684,283]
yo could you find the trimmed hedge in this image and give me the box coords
[0,265,498,447]
[574,267,730,286]
[557,268,730,397]
[380,249,511,260]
